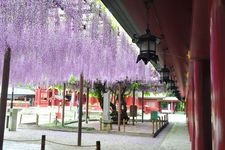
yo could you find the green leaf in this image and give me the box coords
[68,74,76,84]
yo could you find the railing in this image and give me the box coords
[152,114,169,137]
[4,135,100,150]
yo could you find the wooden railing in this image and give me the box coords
[152,114,169,137]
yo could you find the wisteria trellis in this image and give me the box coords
[0,0,160,86]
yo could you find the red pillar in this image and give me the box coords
[193,60,211,150]
[210,1,225,149]
[52,89,55,106]
[35,88,41,106]
[170,102,173,112]
[190,0,212,149]
[189,73,195,149]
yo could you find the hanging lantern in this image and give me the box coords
[133,0,160,65]
[167,79,178,91]
[133,29,160,65]
[159,65,170,83]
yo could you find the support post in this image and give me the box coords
[0,47,11,149]
[6,115,9,128]
[159,117,161,128]
[41,135,46,150]
[118,83,121,131]
[158,117,160,128]
[210,2,225,149]
[10,87,14,109]
[167,114,169,123]
[86,87,89,124]
[193,60,211,150]
[62,83,66,127]
[191,78,195,149]
[78,73,83,146]
[190,0,212,149]
[132,88,135,126]
[152,120,155,134]
[163,115,165,126]
[96,141,101,150]
[6,87,14,129]
[142,90,144,123]
[36,114,39,125]
[155,119,158,130]
[99,118,102,131]
[171,102,174,113]
[161,116,163,128]
[19,114,22,124]
[123,119,125,132]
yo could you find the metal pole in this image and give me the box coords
[10,87,14,109]
[0,47,11,149]
[86,87,89,124]
[41,135,46,150]
[78,73,83,146]
[118,83,121,131]
[62,83,66,127]
[132,88,135,126]
[142,90,144,123]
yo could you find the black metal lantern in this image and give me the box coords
[133,29,160,65]
[159,65,170,83]
[133,0,160,65]
[167,79,178,92]
[166,78,173,87]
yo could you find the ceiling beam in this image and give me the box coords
[101,0,141,37]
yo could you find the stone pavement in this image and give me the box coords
[159,122,191,150]
[3,113,191,150]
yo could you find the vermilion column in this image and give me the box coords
[210,1,225,150]
[187,88,191,141]
[190,0,212,149]
[188,73,195,150]
[187,69,196,150]
[193,60,211,150]
[170,102,173,112]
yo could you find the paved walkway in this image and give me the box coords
[3,113,191,150]
[159,123,191,150]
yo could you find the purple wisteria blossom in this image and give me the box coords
[0,0,160,86]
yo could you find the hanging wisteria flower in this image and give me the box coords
[0,0,160,87]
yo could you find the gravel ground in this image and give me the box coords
[3,111,190,150]
[4,124,172,150]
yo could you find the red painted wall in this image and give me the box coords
[126,96,160,114]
